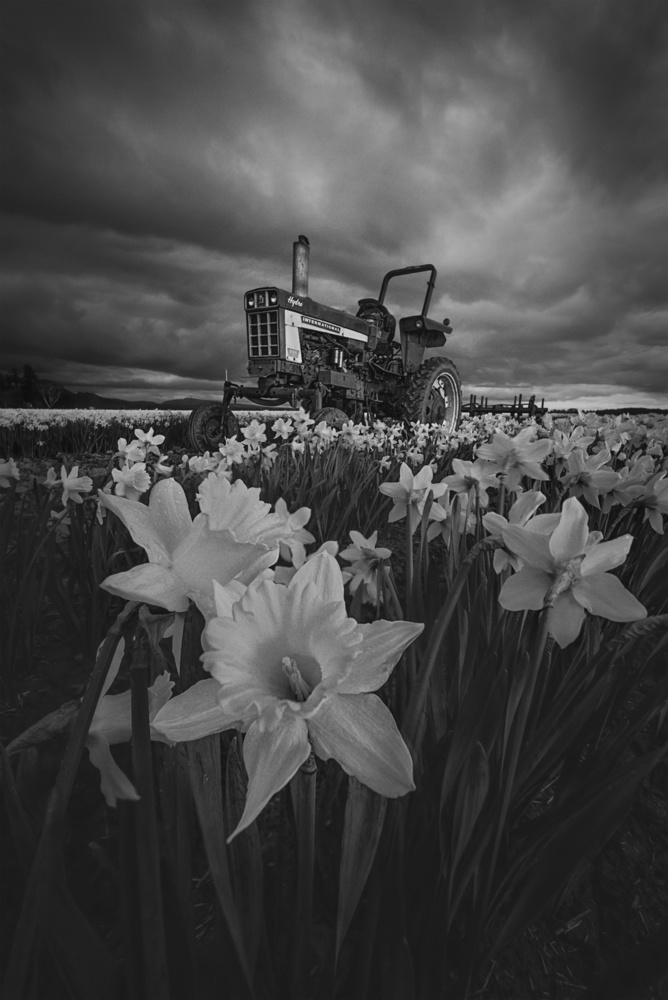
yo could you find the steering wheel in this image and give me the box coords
[356,298,396,343]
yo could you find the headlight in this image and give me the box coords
[246,293,255,309]
[269,290,278,305]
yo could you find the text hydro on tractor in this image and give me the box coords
[187,235,462,451]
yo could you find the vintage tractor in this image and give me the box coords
[187,235,462,451]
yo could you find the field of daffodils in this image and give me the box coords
[1,406,667,1000]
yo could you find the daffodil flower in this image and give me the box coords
[116,437,147,464]
[242,420,267,448]
[151,552,422,840]
[442,458,499,508]
[0,458,20,488]
[134,426,166,456]
[476,426,552,489]
[482,491,559,572]
[498,496,646,647]
[112,461,151,500]
[271,417,294,441]
[272,497,316,567]
[627,472,668,533]
[379,462,448,534]
[561,448,622,508]
[100,478,281,620]
[219,438,246,465]
[56,465,94,505]
[339,530,392,603]
[86,638,174,807]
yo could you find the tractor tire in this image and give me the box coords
[311,406,349,429]
[186,403,240,453]
[404,356,462,433]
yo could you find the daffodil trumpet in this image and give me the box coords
[152,552,423,841]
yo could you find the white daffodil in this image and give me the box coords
[112,461,151,500]
[482,491,559,572]
[271,417,294,441]
[476,426,552,489]
[0,458,20,488]
[86,638,174,807]
[116,437,147,464]
[561,448,622,509]
[379,462,448,535]
[442,458,499,508]
[339,530,392,603]
[498,496,646,647]
[133,427,166,456]
[151,552,422,840]
[59,465,94,505]
[242,420,267,449]
[272,497,316,567]
[100,478,281,619]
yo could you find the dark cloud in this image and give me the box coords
[1,0,667,407]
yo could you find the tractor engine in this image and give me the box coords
[243,236,379,408]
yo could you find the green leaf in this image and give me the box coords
[336,776,387,961]
[451,742,490,872]
[489,744,668,957]
[185,734,255,995]
[225,737,266,973]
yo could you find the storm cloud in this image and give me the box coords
[1,0,667,407]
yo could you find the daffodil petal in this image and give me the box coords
[572,574,647,622]
[548,591,587,648]
[288,550,344,605]
[379,483,409,500]
[100,564,189,612]
[508,491,546,525]
[100,492,172,566]
[150,679,241,742]
[308,693,414,797]
[482,512,507,537]
[89,690,133,745]
[498,567,552,611]
[173,518,278,618]
[549,498,589,563]
[580,535,633,575]
[337,620,424,694]
[147,478,194,555]
[229,717,310,841]
[525,514,562,535]
[399,463,414,491]
[502,526,553,571]
[86,733,139,808]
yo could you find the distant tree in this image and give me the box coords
[37,381,63,408]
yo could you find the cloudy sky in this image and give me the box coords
[1,0,667,409]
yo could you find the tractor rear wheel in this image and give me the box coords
[404,357,462,433]
[311,407,349,429]
[187,403,240,453]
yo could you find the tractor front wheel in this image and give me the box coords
[404,357,462,433]
[187,403,240,453]
[311,406,349,429]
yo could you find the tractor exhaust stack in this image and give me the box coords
[292,234,310,298]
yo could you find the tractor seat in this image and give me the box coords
[356,298,396,343]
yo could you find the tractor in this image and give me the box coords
[187,235,462,451]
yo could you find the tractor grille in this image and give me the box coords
[248,310,279,357]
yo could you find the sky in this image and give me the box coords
[1,0,667,410]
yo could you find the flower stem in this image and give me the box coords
[291,750,317,1000]
[497,474,507,515]
[405,509,415,619]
